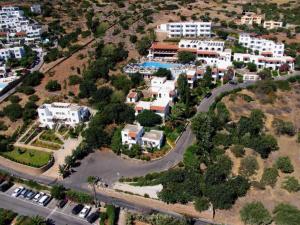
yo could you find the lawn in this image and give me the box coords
[1,148,52,168]
[32,139,61,150]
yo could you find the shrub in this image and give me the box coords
[69,75,82,85]
[273,203,300,225]
[45,80,61,92]
[0,208,17,225]
[194,197,209,212]
[239,156,259,177]
[66,190,93,204]
[260,167,279,187]
[282,176,300,193]
[230,145,245,157]
[106,205,117,225]
[275,156,294,173]
[28,95,39,102]
[240,201,272,225]
[272,119,295,136]
[9,95,21,103]
[3,103,23,121]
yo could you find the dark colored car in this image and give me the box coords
[205,92,212,98]
[0,181,11,192]
[57,199,68,208]
[229,80,238,85]
[87,211,100,223]
[26,191,36,200]
[72,204,84,215]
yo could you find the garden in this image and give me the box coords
[1,148,52,168]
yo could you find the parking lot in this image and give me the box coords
[1,183,100,225]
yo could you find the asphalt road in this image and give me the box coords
[0,190,91,225]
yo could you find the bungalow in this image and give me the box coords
[126,90,139,103]
[135,99,170,120]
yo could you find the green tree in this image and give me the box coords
[153,68,172,80]
[183,145,200,170]
[247,62,257,72]
[273,203,300,225]
[3,103,23,121]
[191,112,214,150]
[194,197,209,212]
[240,201,272,225]
[202,66,212,88]
[136,110,162,127]
[275,156,294,173]
[51,184,66,200]
[178,51,196,64]
[136,36,151,55]
[45,80,61,92]
[111,128,122,154]
[177,74,189,104]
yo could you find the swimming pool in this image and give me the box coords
[0,83,8,91]
[140,61,181,69]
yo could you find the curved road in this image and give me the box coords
[64,72,300,186]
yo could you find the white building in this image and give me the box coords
[243,73,261,81]
[0,46,24,60]
[121,124,164,149]
[178,39,232,68]
[0,6,43,44]
[149,77,176,102]
[126,90,139,103]
[239,33,284,57]
[263,21,283,30]
[37,102,90,129]
[233,53,295,71]
[239,12,262,25]
[156,21,211,38]
[142,130,164,149]
[135,99,170,120]
[121,124,144,147]
[30,4,42,14]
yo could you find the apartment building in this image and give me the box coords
[156,21,211,38]
[263,20,283,30]
[239,33,284,57]
[37,102,90,129]
[243,73,261,81]
[0,46,24,60]
[0,6,43,44]
[239,12,262,25]
[233,53,295,71]
[135,99,170,120]
[121,124,164,149]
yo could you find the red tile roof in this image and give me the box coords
[197,50,219,55]
[150,106,165,111]
[128,92,137,98]
[178,48,197,53]
[151,42,178,50]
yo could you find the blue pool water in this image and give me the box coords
[0,83,7,90]
[140,61,180,69]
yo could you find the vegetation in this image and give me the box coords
[66,190,93,204]
[240,201,272,225]
[0,208,17,225]
[51,184,66,200]
[230,145,245,158]
[272,119,295,136]
[260,167,279,187]
[275,156,294,173]
[1,148,51,168]
[136,110,162,127]
[178,51,196,64]
[281,176,300,193]
[45,80,61,92]
[273,203,300,225]
[239,156,259,177]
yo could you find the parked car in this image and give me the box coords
[87,211,100,223]
[38,195,51,206]
[229,80,238,85]
[79,205,91,218]
[25,191,36,200]
[205,92,212,98]
[20,188,29,198]
[11,186,24,197]
[56,199,68,208]
[72,204,84,215]
[0,181,11,192]
[33,192,44,202]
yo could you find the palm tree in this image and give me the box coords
[29,216,46,225]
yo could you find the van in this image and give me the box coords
[38,195,49,206]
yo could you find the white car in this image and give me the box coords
[78,205,91,218]
[33,192,44,202]
[11,186,24,197]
